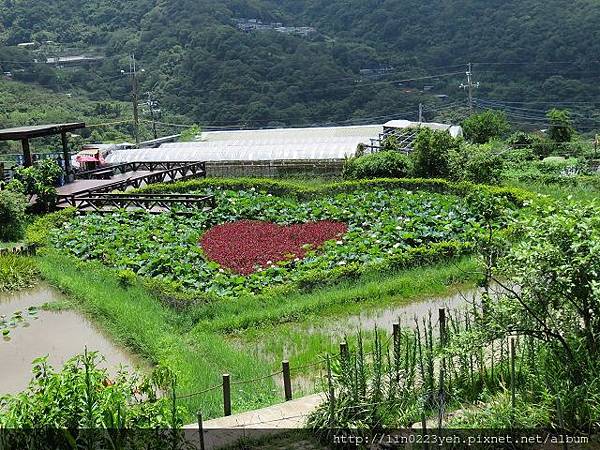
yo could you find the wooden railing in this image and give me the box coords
[63,193,216,214]
[74,161,203,179]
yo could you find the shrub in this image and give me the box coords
[535,156,582,175]
[12,159,63,211]
[343,151,412,179]
[449,143,505,185]
[547,108,575,143]
[411,128,461,179]
[462,110,510,144]
[0,351,184,446]
[0,189,28,242]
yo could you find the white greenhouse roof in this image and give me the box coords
[106,125,382,163]
[383,120,463,138]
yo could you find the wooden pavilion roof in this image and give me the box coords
[0,123,85,141]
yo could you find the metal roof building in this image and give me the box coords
[106,125,382,163]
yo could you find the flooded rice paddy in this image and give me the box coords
[0,284,142,395]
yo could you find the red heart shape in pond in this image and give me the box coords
[199,220,348,275]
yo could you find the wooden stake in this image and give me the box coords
[282,360,292,401]
[222,374,231,417]
[510,337,516,424]
[197,411,205,450]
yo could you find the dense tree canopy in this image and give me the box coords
[1,0,599,131]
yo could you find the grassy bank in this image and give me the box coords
[35,250,278,419]
[35,249,478,415]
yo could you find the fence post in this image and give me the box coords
[438,308,447,431]
[421,410,430,450]
[282,360,292,401]
[392,322,400,345]
[510,337,516,424]
[222,374,232,417]
[197,411,205,450]
[339,342,349,361]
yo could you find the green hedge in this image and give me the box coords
[294,240,472,292]
[138,177,532,206]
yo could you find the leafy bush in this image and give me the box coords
[0,351,184,447]
[11,159,63,211]
[343,151,412,179]
[547,108,575,143]
[179,124,201,142]
[138,177,531,208]
[535,156,582,175]
[449,143,505,185]
[0,189,28,242]
[462,110,510,144]
[0,254,38,292]
[411,128,461,179]
[480,202,600,428]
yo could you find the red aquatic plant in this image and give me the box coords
[199,220,347,275]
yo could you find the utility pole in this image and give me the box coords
[459,62,479,113]
[122,54,143,147]
[418,103,423,123]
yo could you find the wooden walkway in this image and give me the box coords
[59,193,216,214]
[184,394,324,449]
[57,161,206,205]
[56,161,208,213]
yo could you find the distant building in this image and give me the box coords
[234,18,316,36]
[46,56,103,66]
[17,42,37,49]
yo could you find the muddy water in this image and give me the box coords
[316,287,485,337]
[246,286,486,397]
[0,284,143,395]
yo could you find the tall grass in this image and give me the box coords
[309,305,555,434]
[36,250,278,420]
[0,254,38,292]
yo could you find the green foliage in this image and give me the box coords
[137,177,531,206]
[0,189,28,241]
[449,143,505,185]
[0,351,184,433]
[117,269,137,288]
[547,109,575,143]
[342,151,412,180]
[11,159,63,211]
[411,128,462,179]
[0,254,38,292]
[25,207,76,247]
[477,202,600,428]
[462,110,510,144]
[49,187,485,299]
[35,251,279,419]
[179,124,201,142]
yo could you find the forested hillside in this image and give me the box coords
[1,0,599,131]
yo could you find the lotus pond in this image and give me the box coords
[49,187,490,299]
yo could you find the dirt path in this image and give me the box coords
[184,393,324,449]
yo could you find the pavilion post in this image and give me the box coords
[21,139,32,167]
[61,131,72,180]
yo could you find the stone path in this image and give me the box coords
[184,393,324,449]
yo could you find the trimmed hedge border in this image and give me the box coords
[138,177,533,206]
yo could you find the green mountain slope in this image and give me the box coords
[1,0,599,130]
